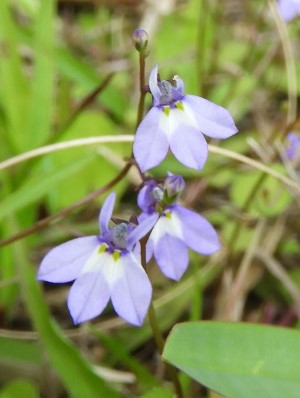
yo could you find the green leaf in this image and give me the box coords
[0,379,39,398]
[0,0,29,153]
[26,0,56,149]
[163,322,300,398]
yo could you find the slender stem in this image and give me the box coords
[148,302,184,398]
[0,136,134,172]
[132,49,148,181]
[147,301,165,354]
[140,238,184,398]
[269,0,297,125]
[135,52,147,131]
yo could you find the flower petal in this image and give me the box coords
[174,205,220,255]
[110,253,152,326]
[277,0,300,21]
[127,213,159,249]
[145,238,154,263]
[137,181,157,212]
[99,192,116,234]
[134,107,170,172]
[150,211,183,245]
[148,64,161,106]
[67,250,116,324]
[170,124,208,170]
[154,235,188,281]
[67,265,110,324]
[37,236,99,283]
[172,75,184,99]
[183,95,238,139]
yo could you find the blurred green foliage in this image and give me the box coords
[0,0,300,397]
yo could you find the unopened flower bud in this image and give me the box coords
[164,174,185,199]
[132,28,148,52]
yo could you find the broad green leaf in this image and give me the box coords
[163,322,300,398]
[0,379,39,398]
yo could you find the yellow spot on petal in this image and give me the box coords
[165,211,172,219]
[175,101,184,111]
[98,244,107,254]
[163,106,170,116]
[112,251,120,262]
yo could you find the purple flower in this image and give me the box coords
[286,132,300,161]
[277,0,300,21]
[37,192,157,326]
[138,176,220,281]
[133,65,238,172]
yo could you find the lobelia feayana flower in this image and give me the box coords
[133,65,238,172]
[286,132,300,163]
[277,0,300,21]
[138,174,220,281]
[37,192,158,326]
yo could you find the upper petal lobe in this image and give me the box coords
[133,107,170,172]
[148,65,161,106]
[99,192,116,234]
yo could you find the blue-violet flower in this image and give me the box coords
[138,176,220,281]
[133,65,238,172]
[286,132,300,163]
[37,192,157,326]
[277,0,300,21]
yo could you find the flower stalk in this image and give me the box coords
[140,237,184,398]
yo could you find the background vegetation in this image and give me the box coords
[0,0,300,397]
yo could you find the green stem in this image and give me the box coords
[140,238,184,398]
[147,301,165,354]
